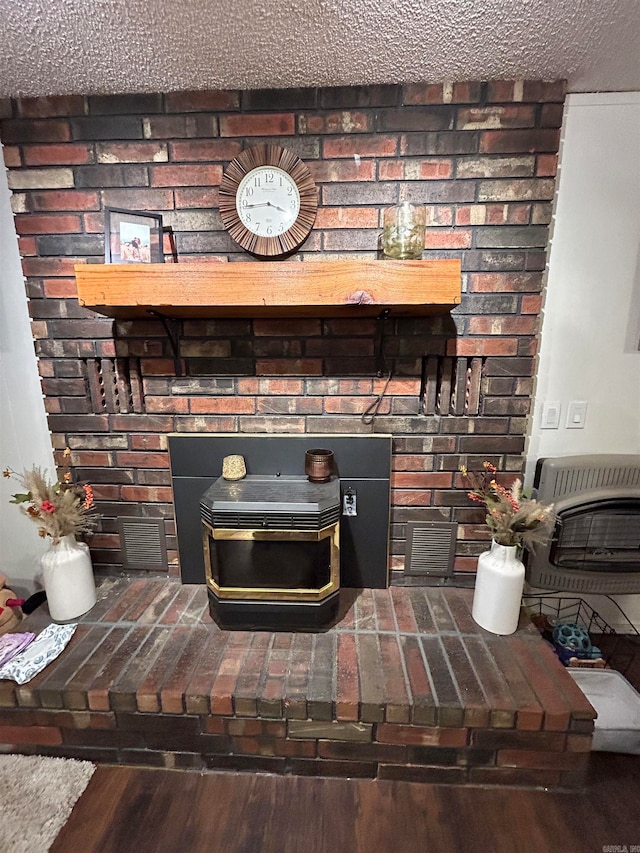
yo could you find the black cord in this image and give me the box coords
[604,594,640,638]
[362,308,393,424]
[361,370,392,425]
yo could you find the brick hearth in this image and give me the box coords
[0,579,594,788]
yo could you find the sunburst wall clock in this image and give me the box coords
[219,144,318,258]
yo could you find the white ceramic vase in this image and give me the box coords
[471,539,525,635]
[41,533,97,622]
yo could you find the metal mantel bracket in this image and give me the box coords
[375,308,391,378]
[148,310,183,377]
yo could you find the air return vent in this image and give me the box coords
[405,522,458,577]
[118,518,167,571]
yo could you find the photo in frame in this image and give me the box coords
[105,208,164,264]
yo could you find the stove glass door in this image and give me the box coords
[202,523,339,600]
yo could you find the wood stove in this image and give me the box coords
[200,474,340,629]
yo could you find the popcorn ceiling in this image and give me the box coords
[0,0,638,97]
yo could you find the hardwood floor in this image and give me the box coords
[53,753,640,853]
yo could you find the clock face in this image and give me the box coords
[219,144,318,257]
[236,166,301,238]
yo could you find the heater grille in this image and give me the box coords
[526,568,640,596]
[535,454,640,502]
[118,518,167,571]
[405,522,457,577]
[550,499,640,571]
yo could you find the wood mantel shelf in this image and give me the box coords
[75,259,461,319]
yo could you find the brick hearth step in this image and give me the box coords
[0,579,595,789]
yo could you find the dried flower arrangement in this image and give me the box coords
[461,461,554,548]
[3,449,98,543]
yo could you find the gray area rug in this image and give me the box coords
[0,753,95,852]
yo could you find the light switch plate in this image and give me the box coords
[541,401,561,429]
[566,400,588,429]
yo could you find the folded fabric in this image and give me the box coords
[0,632,36,667]
[0,623,77,684]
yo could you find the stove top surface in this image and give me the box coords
[201,474,340,515]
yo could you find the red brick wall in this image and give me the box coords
[0,81,565,579]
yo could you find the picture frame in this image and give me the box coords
[105,207,164,264]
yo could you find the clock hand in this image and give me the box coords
[249,201,286,209]
[243,201,289,215]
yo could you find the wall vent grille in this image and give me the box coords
[405,522,458,577]
[118,518,167,571]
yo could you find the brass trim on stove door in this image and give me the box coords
[202,521,340,602]
[214,528,329,542]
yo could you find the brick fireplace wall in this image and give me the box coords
[0,81,564,580]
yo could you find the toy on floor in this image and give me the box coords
[552,621,603,666]
[0,573,24,635]
[530,612,606,667]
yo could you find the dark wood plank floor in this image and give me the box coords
[53,753,640,853]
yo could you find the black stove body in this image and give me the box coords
[200,475,341,629]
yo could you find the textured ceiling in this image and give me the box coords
[0,0,639,98]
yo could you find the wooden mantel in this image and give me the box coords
[75,259,461,319]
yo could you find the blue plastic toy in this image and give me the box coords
[552,622,602,663]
